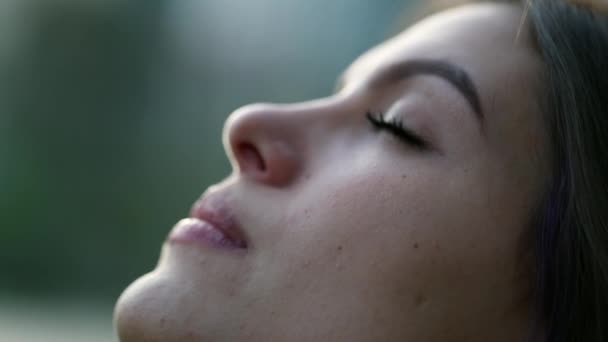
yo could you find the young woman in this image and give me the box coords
[114,1,608,341]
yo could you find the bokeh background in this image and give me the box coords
[1,0,414,340]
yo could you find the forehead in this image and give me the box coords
[344,3,541,126]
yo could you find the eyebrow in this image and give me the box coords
[340,58,484,127]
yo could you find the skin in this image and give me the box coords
[114,3,550,341]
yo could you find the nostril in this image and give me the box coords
[236,143,266,173]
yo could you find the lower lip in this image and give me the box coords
[168,218,245,250]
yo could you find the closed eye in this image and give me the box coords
[366,111,427,150]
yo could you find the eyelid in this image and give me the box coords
[366,111,428,150]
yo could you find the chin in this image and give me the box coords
[114,270,206,342]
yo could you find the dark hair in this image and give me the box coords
[526,1,608,341]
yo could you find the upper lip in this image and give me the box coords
[189,194,248,249]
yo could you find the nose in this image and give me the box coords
[223,103,302,187]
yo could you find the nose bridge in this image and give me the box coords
[224,103,292,146]
[226,96,340,132]
[224,96,346,148]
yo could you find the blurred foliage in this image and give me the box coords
[1,0,411,301]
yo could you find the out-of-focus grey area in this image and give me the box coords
[1,0,412,340]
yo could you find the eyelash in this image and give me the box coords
[366,111,427,149]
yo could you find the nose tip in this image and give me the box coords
[223,104,301,187]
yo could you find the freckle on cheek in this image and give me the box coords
[414,293,428,308]
[413,242,419,249]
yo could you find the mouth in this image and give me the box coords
[167,194,248,250]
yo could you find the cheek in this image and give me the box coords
[281,159,443,294]
[282,155,527,315]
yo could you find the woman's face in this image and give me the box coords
[115,3,549,341]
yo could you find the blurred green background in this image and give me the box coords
[1,0,412,340]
